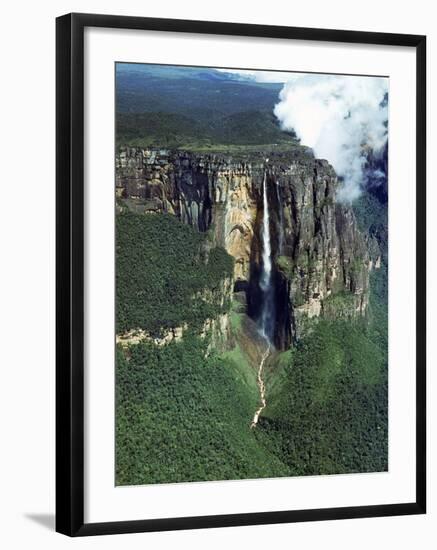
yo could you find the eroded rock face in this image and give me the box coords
[116,149,263,283]
[273,160,371,340]
[116,147,374,346]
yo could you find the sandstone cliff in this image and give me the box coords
[116,147,375,348]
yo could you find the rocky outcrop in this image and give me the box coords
[116,313,230,355]
[116,147,374,347]
[116,325,187,348]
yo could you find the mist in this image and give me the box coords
[274,74,388,202]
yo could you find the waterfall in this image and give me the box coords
[250,171,275,429]
[275,180,284,255]
[259,173,275,343]
[260,173,272,292]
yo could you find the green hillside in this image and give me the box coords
[116,211,233,334]
[116,336,288,485]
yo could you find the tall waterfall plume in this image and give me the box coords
[275,180,284,255]
[259,172,275,343]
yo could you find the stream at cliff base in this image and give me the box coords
[250,339,270,428]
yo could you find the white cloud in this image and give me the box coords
[216,69,388,201]
[274,74,388,202]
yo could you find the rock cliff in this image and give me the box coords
[116,146,375,348]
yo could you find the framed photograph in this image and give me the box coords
[56,13,426,536]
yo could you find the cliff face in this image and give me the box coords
[116,147,374,348]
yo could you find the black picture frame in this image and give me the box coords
[56,12,426,537]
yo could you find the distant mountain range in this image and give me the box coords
[115,63,295,149]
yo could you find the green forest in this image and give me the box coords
[115,207,388,485]
[116,211,233,334]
